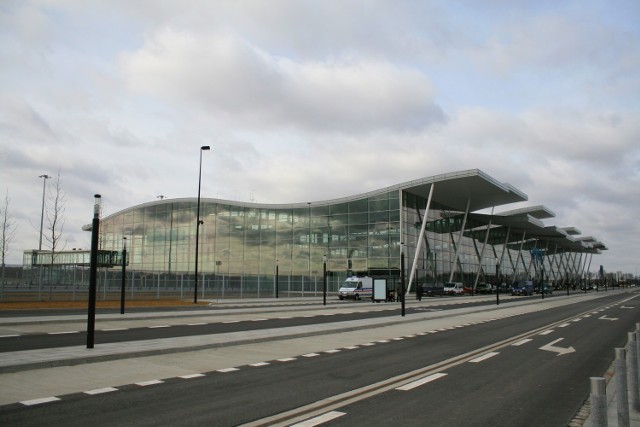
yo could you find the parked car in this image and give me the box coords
[475,283,493,294]
[444,282,465,295]
[535,283,554,294]
[511,280,534,296]
[420,282,445,297]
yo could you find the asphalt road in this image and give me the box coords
[1,292,637,426]
[0,298,506,352]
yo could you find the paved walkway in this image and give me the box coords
[1,292,638,425]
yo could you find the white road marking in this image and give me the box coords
[48,331,78,335]
[135,380,164,386]
[540,329,554,335]
[249,362,270,367]
[85,387,118,395]
[325,349,341,353]
[148,325,170,329]
[344,346,359,350]
[0,334,20,338]
[558,323,571,328]
[21,397,61,406]
[539,338,576,356]
[180,374,206,379]
[187,323,207,326]
[396,373,448,391]
[469,352,500,363]
[277,358,297,362]
[289,411,347,427]
[302,353,320,357]
[217,368,240,372]
[101,328,129,331]
[512,339,533,347]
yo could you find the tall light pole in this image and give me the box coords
[194,145,210,304]
[87,194,101,349]
[38,174,50,250]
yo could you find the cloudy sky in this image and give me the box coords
[1,0,638,274]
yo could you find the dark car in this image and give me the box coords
[475,283,493,294]
[420,282,445,297]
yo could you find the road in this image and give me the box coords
[0,292,638,426]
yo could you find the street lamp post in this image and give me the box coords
[38,174,50,250]
[87,194,101,349]
[120,237,127,314]
[194,146,210,304]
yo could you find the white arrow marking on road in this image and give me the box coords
[599,315,619,321]
[539,338,575,356]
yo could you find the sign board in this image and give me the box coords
[373,278,387,302]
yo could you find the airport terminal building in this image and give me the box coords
[23,169,607,300]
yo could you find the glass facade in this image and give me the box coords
[85,187,595,299]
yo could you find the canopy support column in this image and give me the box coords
[448,198,471,283]
[407,184,434,295]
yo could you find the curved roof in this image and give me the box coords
[93,169,527,226]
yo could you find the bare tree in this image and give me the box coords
[1,190,17,294]
[44,170,67,298]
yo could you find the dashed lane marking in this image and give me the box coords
[540,329,554,335]
[512,339,533,346]
[290,410,347,427]
[217,368,240,373]
[48,331,79,335]
[179,374,206,379]
[396,373,448,391]
[21,397,61,406]
[302,353,320,358]
[135,380,164,386]
[249,362,270,367]
[0,334,20,338]
[469,352,500,363]
[84,387,118,395]
[277,358,297,362]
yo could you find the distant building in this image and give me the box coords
[22,169,606,300]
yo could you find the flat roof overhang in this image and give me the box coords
[398,169,528,212]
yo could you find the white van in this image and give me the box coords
[444,282,465,295]
[338,277,373,300]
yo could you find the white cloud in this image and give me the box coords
[120,29,446,134]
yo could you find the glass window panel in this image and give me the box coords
[348,199,368,213]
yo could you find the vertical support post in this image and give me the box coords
[323,255,327,306]
[590,377,607,427]
[628,332,640,411]
[275,259,279,299]
[120,237,126,315]
[636,324,640,401]
[400,243,405,317]
[616,347,630,427]
[86,194,101,349]
[495,262,500,305]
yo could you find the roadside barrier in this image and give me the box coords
[589,323,640,427]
